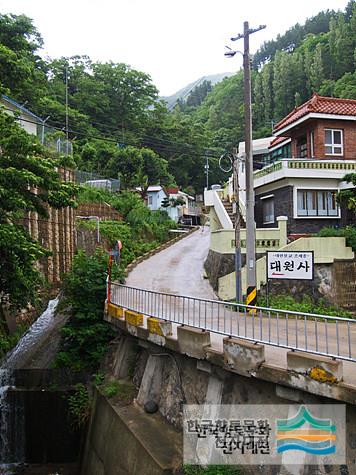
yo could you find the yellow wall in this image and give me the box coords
[218,237,354,301]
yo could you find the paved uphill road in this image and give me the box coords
[126,227,216,300]
[124,227,356,386]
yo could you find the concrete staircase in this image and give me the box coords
[222,200,245,227]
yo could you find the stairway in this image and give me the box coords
[222,200,245,227]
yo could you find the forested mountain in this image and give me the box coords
[1,1,356,193]
[161,72,234,110]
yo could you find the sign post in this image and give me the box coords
[107,240,123,303]
[266,251,314,306]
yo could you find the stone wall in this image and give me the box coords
[76,202,122,221]
[204,249,237,291]
[21,168,75,284]
[261,259,356,311]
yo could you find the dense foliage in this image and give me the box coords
[56,189,175,372]
[338,173,356,214]
[1,2,356,190]
[4,3,356,194]
[0,110,76,317]
[317,225,356,253]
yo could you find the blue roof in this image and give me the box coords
[1,94,43,123]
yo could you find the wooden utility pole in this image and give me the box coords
[232,147,242,303]
[231,21,266,307]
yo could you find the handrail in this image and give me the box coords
[108,282,356,362]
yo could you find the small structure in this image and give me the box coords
[1,94,43,137]
[167,187,200,225]
[142,186,169,211]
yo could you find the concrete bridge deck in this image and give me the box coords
[123,227,356,388]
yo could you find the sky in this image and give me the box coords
[0,0,350,96]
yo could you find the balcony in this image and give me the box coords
[254,159,356,188]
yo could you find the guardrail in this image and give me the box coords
[108,282,356,362]
[253,159,356,180]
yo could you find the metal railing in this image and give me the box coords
[75,170,120,192]
[108,282,356,362]
[253,158,356,180]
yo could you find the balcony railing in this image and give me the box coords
[254,159,356,180]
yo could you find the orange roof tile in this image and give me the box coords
[269,136,290,149]
[274,93,356,133]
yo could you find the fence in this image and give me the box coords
[75,170,120,192]
[108,282,356,362]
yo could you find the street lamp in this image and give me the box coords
[225,22,266,308]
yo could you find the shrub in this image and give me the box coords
[55,249,120,372]
[316,225,356,252]
[67,383,91,428]
[259,294,352,318]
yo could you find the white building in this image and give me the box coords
[1,94,43,137]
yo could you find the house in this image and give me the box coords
[138,186,169,211]
[203,93,356,300]
[1,94,43,137]
[166,187,200,224]
[253,94,356,236]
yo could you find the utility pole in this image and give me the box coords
[232,148,242,303]
[231,21,266,308]
[65,65,69,156]
[205,152,209,190]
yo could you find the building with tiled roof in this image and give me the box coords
[251,93,356,235]
[274,93,356,135]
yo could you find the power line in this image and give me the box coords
[1,105,224,159]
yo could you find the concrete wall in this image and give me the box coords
[209,217,287,254]
[81,389,182,475]
[94,320,356,475]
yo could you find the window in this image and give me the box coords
[148,195,153,205]
[297,190,338,217]
[262,197,275,223]
[325,129,343,155]
[310,131,314,158]
[297,136,308,158]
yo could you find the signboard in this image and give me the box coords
[266,251,314,281]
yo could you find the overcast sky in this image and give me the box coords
[0,0,350,96]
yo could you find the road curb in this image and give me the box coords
[124,226,199,276]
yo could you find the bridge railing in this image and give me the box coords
[108,282,356,362]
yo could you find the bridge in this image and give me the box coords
[107,281,356,393]
[83,230,356,474]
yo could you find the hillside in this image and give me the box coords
[161,72,234,110]
[1,2,356,194]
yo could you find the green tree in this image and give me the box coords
[338,173,356,213]
[106,146,172,198]
[0,14,47,105]
[0,110,77,317]
[160,196,170,208]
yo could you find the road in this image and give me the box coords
[126,227,216,299]
[123,227,356,386]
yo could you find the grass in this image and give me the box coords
[102,379,136,403]
[258,294,353,318]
